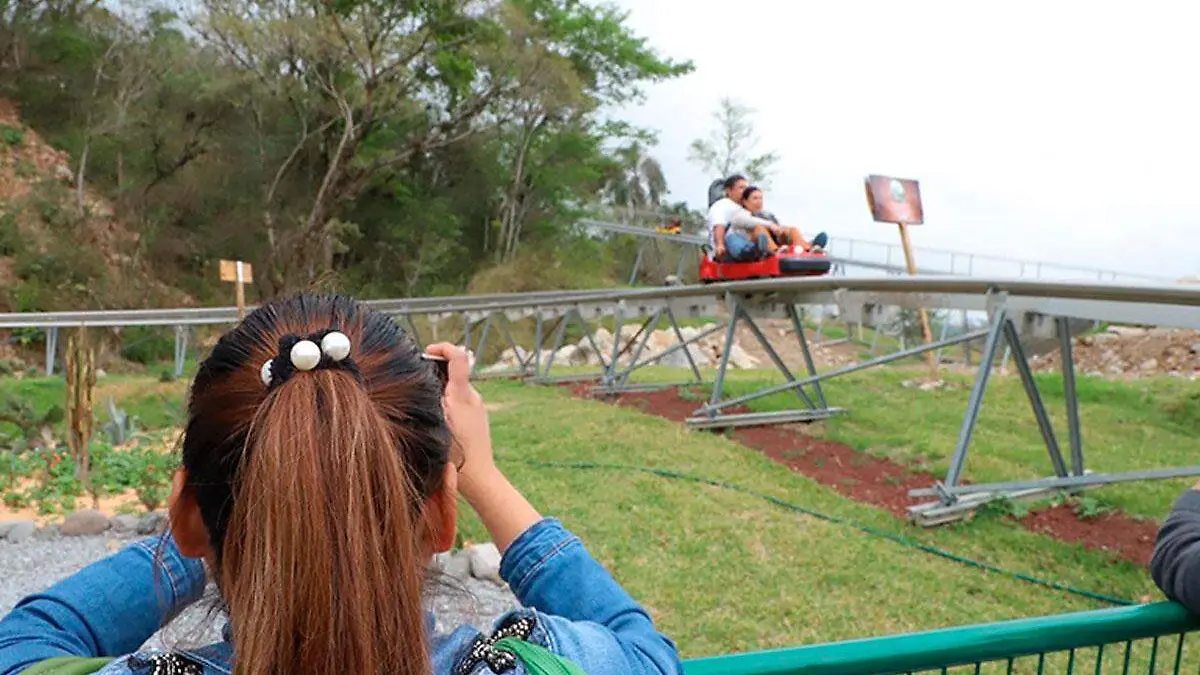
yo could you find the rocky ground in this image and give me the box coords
[0,511,519,647]
[1031,325,1200,379]
[480,318,865,374]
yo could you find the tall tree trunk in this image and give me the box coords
[75,137,91,215]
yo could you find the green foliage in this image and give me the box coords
[0,211,20,256]
[1163,389,1200,434]
[0,125,25,146]
[0,0,692,304]
[100,398,140,446]
[119,326,175,365]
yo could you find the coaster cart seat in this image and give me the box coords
[699,245,831,283]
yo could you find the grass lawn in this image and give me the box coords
[460,380,1165,658]
[0,370,1177,661]
[713,366,1199,523]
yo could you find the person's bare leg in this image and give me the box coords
[784,227,804,249]
[751,225,778,254]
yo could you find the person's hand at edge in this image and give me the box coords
[424,342,541,552]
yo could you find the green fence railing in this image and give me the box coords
[682,602,1200,675]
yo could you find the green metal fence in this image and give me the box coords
[682,602,1200,675]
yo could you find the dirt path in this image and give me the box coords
[567,384,1160,567]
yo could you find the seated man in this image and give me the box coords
[740,185,828,253]
[707,174,778,261]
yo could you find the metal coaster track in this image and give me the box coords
[1,273,1198,524]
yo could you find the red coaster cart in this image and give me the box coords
[698,245,831,283]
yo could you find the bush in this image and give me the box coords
[0,125,25,146]
[120,326,175,365]
[0,211,20,256]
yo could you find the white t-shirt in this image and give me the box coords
[706,197,741,252]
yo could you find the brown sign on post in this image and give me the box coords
[864,175,924,225]
[863,175,936,377]
[219,260,253,319]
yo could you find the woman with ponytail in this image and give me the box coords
[0,293,682,675]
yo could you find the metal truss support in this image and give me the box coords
[1058,316,1084,481]
[688,293,842,429]
[629,242,647,286]
[693,326,988,421]
[587,318,722,396]
[910,299,1200,526]
[941,303,1008,490]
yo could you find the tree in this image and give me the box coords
[602,140,666,217]
[687,96,779,184]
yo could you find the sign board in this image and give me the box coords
[219,260,253,284]
[864,175,924,225]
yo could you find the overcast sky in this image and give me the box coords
[607,0,1198,281]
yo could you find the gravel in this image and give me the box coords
[0,533,520,651]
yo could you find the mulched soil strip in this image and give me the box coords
[562,383,1158,567]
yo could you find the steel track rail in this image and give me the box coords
[1,276,1198,329]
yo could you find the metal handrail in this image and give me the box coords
[682,601,1200,675]
[2,275,1199,328]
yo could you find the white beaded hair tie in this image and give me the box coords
[260,330,353,388]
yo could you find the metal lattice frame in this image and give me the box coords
[6,275,1200,525]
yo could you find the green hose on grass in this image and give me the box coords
[508,458,1135,607]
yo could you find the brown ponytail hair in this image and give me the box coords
[181,293,451,675]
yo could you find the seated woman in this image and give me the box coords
[741,186,828,253]
[0,293,682,675]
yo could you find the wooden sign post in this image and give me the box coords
[219,260,254,319]
[864,175,937,377]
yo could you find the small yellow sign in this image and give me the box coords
[219,260,253,284]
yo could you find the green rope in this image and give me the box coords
[508,458,1134,607]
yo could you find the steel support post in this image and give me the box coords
[787,305,827,409]
[961,310,972,365]
[616,310,661,387]
[664,306,703,383]
[603,304,627,385]
[629,242,646,286]
[532,311,545,374]
[469,314,494,376]
[934,311,952,368]
[462,313,472,354]
[942,305,1008,492]
[1058,316,1085,477]
[173,325,188,378]
[1002,319,1069,479]
[706,292,741,412]
[402,314,422,347]
[573,310,611,370]
[493,314,525,369]
[45,327,58,376]
[538,309,576,378]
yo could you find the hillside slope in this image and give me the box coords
[0,98,185,314]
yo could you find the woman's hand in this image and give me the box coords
[423,342,542,552]
[423,343,495,487]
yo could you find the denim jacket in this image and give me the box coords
[0,518,682,675]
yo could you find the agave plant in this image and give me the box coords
[101,397,140,446]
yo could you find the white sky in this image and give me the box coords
[609,0,1199,280]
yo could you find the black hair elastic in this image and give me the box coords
[260,329,363,391]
